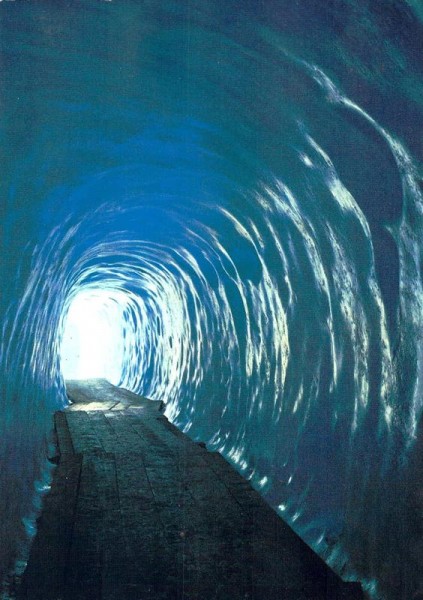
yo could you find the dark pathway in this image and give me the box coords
[18,380,363,600]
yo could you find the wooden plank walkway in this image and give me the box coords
[17,379,364,600]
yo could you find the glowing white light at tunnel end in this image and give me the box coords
[60,288,128,385]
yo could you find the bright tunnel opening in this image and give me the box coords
[60,289,128,385]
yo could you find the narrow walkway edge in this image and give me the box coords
[17,379,364,600]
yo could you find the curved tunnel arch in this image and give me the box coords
[2,3,423,599]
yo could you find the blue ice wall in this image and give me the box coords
[1,2,423,598]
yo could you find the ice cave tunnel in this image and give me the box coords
[2,1,423,599]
